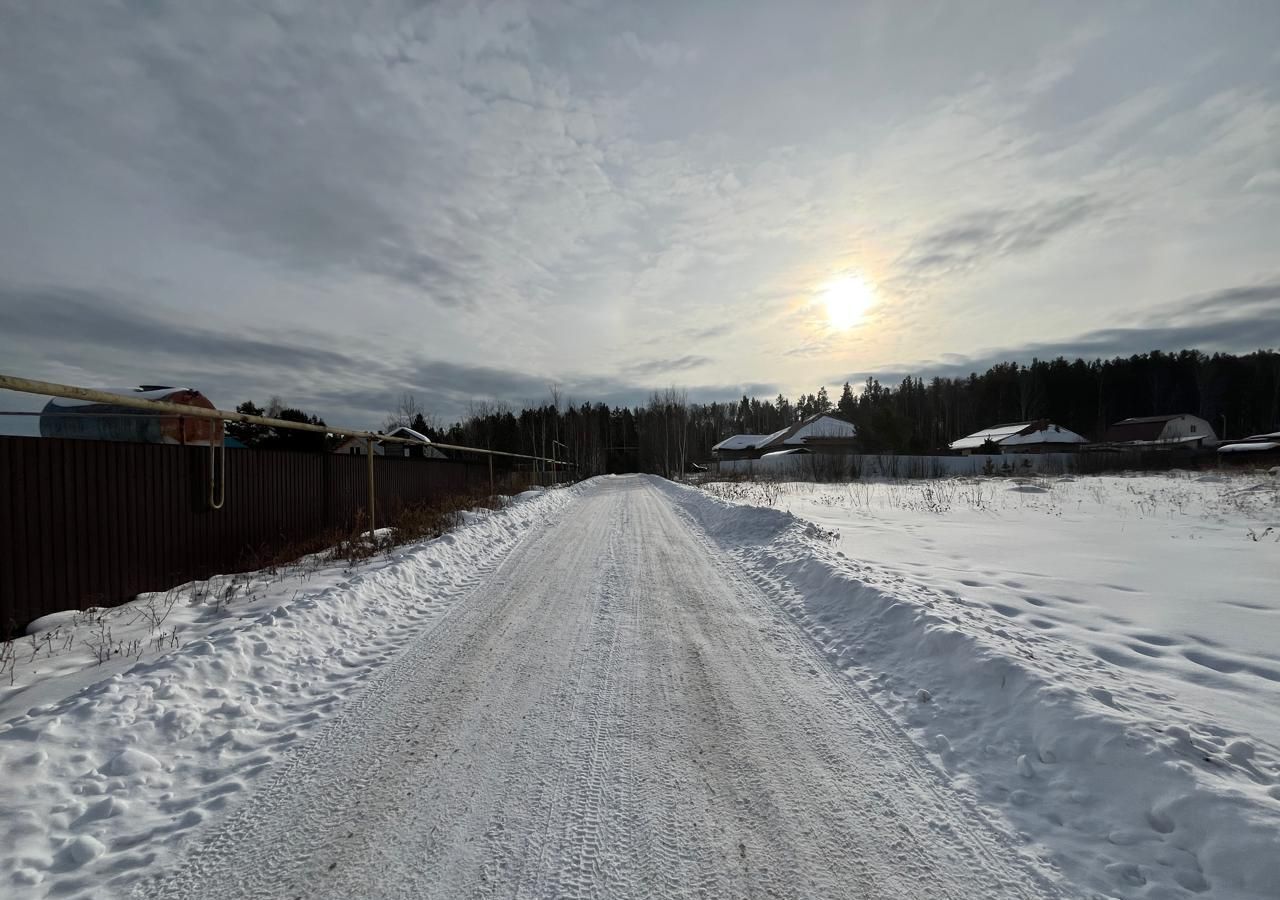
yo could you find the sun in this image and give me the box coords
[820,274,876,329]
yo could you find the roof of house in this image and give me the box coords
[381,426,446,458]
[1114,414,1184,425]
[950,421,1087,451]
[1218,432,1280,453]
[1103,419,1170,442]
[1103,414,1205,444]
[1219,441,1280,454]
[758,413,857,449]
[711,433,773,452]
[1001,424,1089,447]
[712,415,857,455]
[46,386,207,409]
[949,422,1034,450]
[384,426,432,443]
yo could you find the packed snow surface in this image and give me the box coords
[693,471,1280,899]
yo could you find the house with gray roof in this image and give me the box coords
[949,420,1088,455]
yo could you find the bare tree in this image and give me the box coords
[383,392,436,434]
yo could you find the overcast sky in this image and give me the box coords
[2,1,1278,427]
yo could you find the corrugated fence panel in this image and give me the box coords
[0,437,507,635]
[0,438,16,627]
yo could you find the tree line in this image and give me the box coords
[228,348,1279,475]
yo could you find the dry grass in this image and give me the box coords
[334,488,511,564]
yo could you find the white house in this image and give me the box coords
[333,435,385,456]
[950,420,1088,455]
[1102,414,1218,449]
[333,426,446,459]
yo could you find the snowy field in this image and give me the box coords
[686,470,1280,898]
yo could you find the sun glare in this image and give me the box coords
[820,275,875,329]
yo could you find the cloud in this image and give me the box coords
[899,195,1102,278]
[0,1,625,323]
[0,280,764,428]
[620,355,713,377]
[0,284,356,373]
[830,279,1280,385]
[0,3,1276,419]
[1167,280,1280,322]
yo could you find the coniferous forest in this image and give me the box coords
[237,349,1280,477]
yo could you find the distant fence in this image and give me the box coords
[714,452,1090,480]
[0,436,544,633]
[709,448,1230,480]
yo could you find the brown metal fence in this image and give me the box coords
[0,436,533,633]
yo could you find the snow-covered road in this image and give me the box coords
[137,476,1060,899]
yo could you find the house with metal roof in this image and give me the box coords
[333,426,446,459]
[709,433,775,460]
[712,413,858,460]
[949,420,1088,455]
[1217,430,1280,465]
[1100,414,1218,449]
[38,386,224,446]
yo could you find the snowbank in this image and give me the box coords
[657,475,1280,900]
[0,481,588,898]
